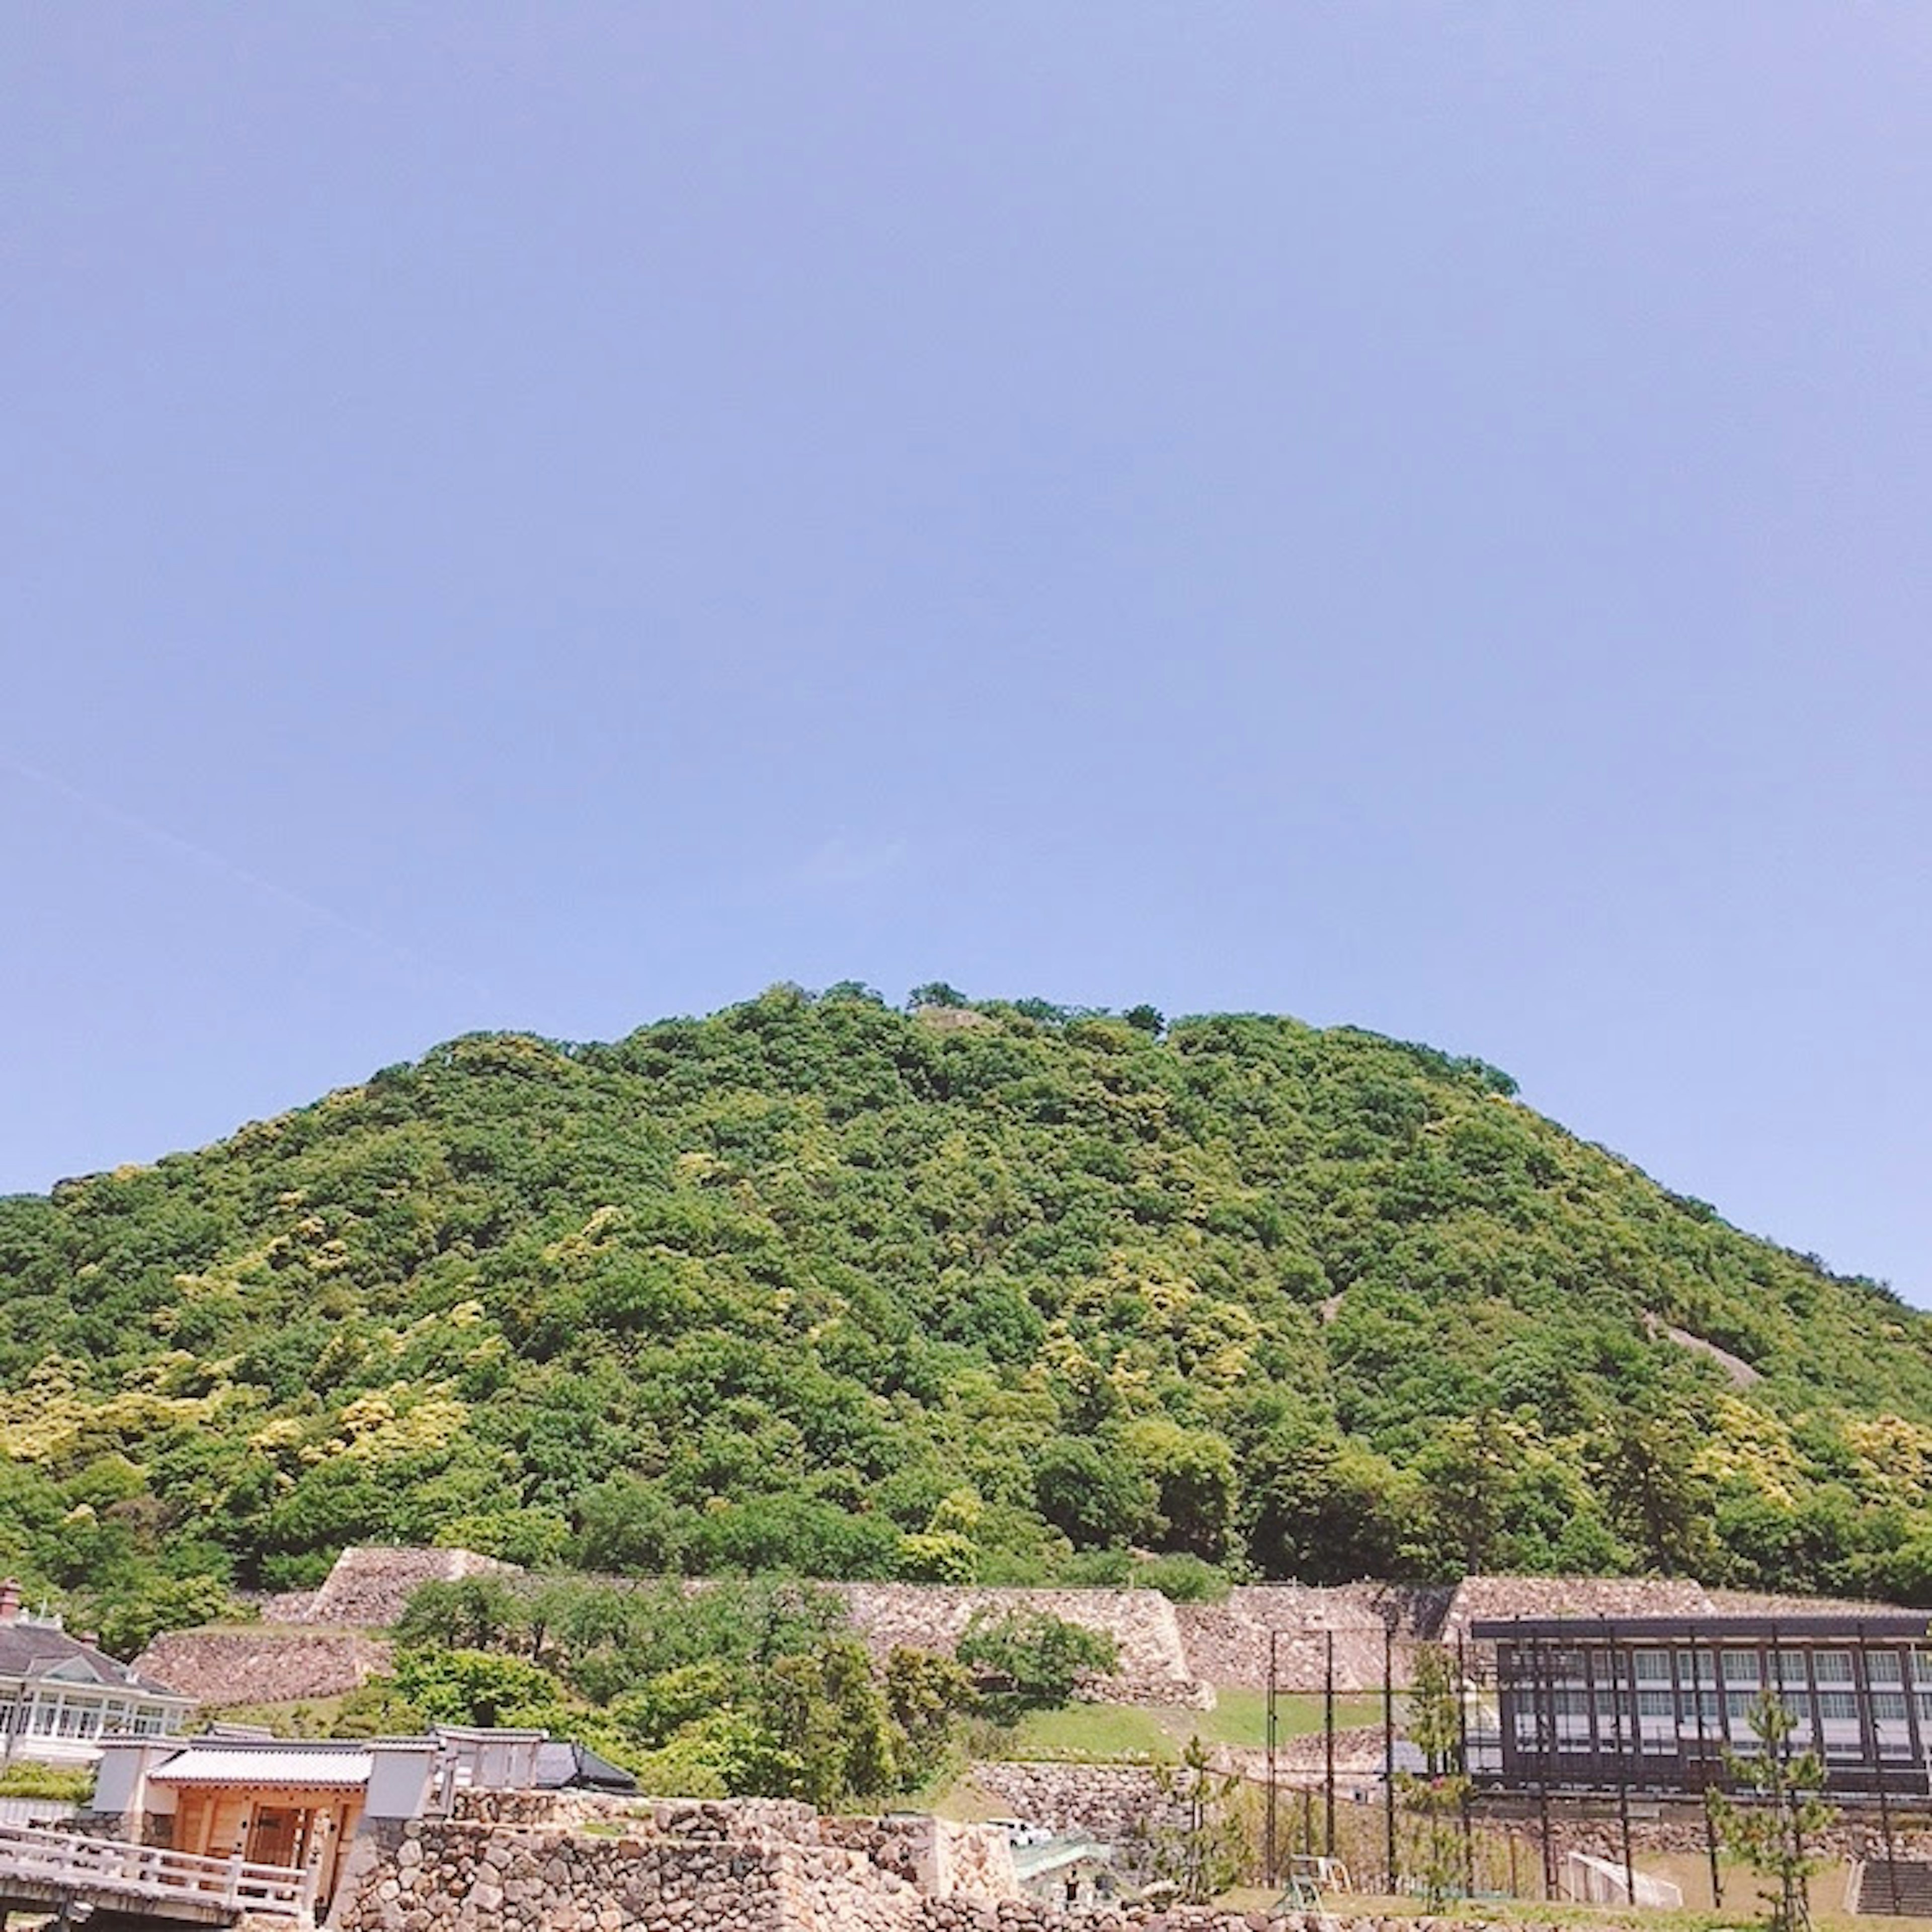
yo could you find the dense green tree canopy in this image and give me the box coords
[3,986,1930,1636]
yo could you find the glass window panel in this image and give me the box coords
[1818,1690,1858,1721]
[1634,1651,1670,1681]
[1868,1652,1903,1685]
[1872,1691,1907,1721]
[1814,1652,1854,1683]
[1724,1651,1762,1683]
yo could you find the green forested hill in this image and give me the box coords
[5,984,1931,1647]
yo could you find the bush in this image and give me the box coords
[1134,1554,1230,1602]
[0,1761,92,1803]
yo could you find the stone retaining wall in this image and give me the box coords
[1516,1804,1932,1870]
[965,1764,1183,1865]
[838,1588,1207,1709]
[133,1628,393,1705]
[323,1800,1600,1932]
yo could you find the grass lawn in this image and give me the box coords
[1188,1686,1389,1749]
[1005,1702,1180,1761]
[1002,1686,1393,1761]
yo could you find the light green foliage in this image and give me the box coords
[895,1532,979,1583]
[3,990,1931,1628]
[394,1575,524,1651]
[92,1574,240,1660]
[0,1760,94,1803]
[764,1636,899,1807]
[392,1648,570,1729]
[1133,1554,1231,1603]
[329,1680,430,1738]
[1709,1692,1837,1932]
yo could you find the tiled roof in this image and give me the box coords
[149,1747,374,1788]
[0,1623,183,1699]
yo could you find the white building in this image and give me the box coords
[0,1580,193,1765]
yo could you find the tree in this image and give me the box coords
[956,1607,1117,1716]
[1124,1419,1236,1562]
[761,1636,899,1807]
[1244,1426,1423,1582]
[895,1531,979,1583]
[1122,1005,1165,1036]
[1418,1413,1521,1575]
[1142,1735,1248,1903]
[1397,1643,1470,1908]
[390,1648,568,1729]
[1708,1691,1837,1932]
[573,1476,689,1573]
[907,982,968,1009]
[883,1647,976,1785]
[1596,1405,1717,1576]
[394,1575,524,1653]
[1034,1436,1153,1550]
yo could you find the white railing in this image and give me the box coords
[0,1819,312,1913]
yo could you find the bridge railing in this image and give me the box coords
[0,1818,312,1912]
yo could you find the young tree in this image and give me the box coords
[1143,1735,1249,1903]
[1708,1691,1837,1932]
[1397,1643,1470,1908]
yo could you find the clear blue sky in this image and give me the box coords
[5,6,1929,1301]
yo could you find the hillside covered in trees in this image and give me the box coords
[4,984,1930,1652]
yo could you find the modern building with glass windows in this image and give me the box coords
[1468,1613,1932,1798]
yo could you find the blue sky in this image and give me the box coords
[5,6,1929,1301]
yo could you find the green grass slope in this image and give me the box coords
[3,985,1930,1646]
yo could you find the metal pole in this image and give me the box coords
[1864,1624,1903,1914]
[1611,1631,1636,1910]
[1266,1628,1279,1889]
[1457,1634,1474,1898]
[1686,1623,1723,1910]
[1384,1619,1398,1896]
[1324,1629,1337,1859]
[1533,1634,1555,1901]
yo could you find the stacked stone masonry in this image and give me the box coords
[171,1547,1908,1715]
[323,1800,1611,1932]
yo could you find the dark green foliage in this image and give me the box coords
[3,988,1931,1628]
[1034,1437,1154,1550]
